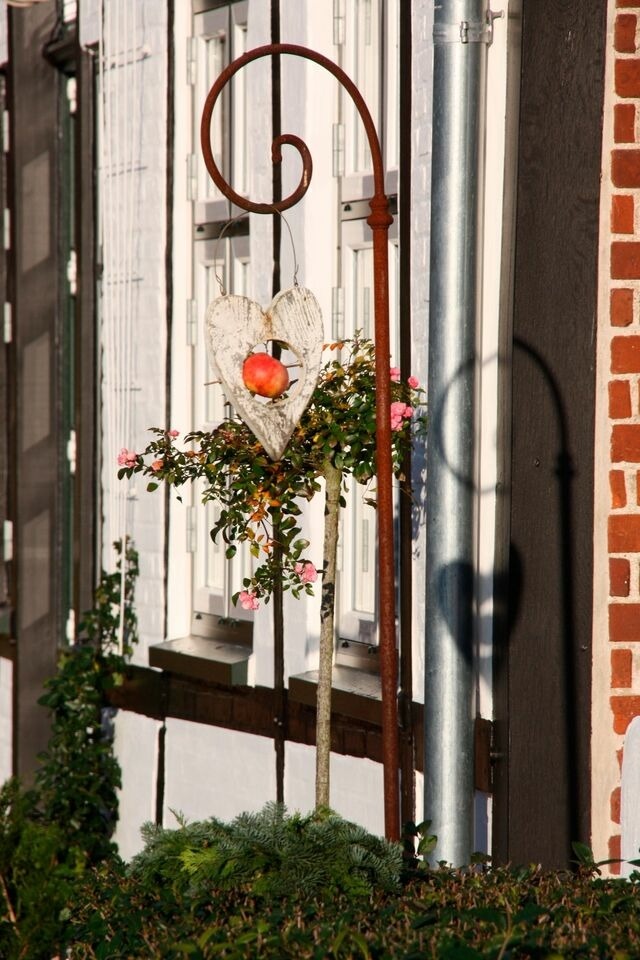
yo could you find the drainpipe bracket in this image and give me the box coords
[433,9,503,46]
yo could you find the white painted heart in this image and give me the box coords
[204,287,324,460]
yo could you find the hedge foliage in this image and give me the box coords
[4,786,640,959]
[64,847,640,959]
[3,539,640,959]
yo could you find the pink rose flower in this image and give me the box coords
[117,448,138,468]
[407,375,420,389]
[167,429,179,438]
[295,561,318,584]
[151,459,163,472]
[390,401,406,431]
[389,366,401,382]
[238,590,259,610]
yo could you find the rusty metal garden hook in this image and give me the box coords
[200,43,399,841]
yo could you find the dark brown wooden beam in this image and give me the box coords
[108,667,500,794]
[9,3,65,781]
[74,46,98,619]
[108,664,429,773]
[493,0,603,868]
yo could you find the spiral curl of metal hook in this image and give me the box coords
[200,43,391,220]
[201,50,313,213]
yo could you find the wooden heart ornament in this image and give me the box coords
[204,287,324,460]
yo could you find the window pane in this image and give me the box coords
[193,244,254,618]
[63,0,78,23]
[232,22,248,197]
[353,246,373,338]
[194,8,248,207]
[384,0,399,171]
[197,33,227,203]
[343,0,399,181]
[345,0,380,175]
[338,235,400,643]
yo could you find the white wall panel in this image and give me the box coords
[0,659,12,783]
[79,0,101,48]
[621,716,640,876]
[285,740,384,835]
[0,3,7,66]
[112,709,161,861]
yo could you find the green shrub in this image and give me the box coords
[129,802,403,901]
[0,779,79,960]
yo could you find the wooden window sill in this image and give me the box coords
[289,666,382,725]
[149,617,252,686]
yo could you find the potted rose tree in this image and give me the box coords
[118,335,423,807]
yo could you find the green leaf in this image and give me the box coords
[572,840,595,865]
[225,545,237,559]
[417,834,437,856]
[415,819,432,834]
[146,481,159,492]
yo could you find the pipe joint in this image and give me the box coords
[433,9,503,46]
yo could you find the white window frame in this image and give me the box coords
[340,0,399,201]
[194,1,249,225]
[191,232,255,622]
[337,216,399,645]
[189,0,253,626]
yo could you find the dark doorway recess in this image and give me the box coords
[492,0,605,868]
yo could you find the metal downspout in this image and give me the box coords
[424,0,490,866]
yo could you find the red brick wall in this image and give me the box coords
[606,0,640,874]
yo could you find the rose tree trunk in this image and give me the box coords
[315,461,342,809]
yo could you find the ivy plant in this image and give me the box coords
[0,541,138,959]
[36,539,139,863]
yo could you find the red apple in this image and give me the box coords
[242,352,290,399]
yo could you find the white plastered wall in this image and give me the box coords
[285,741,384,833]
[112,711,161,860]
[163,720,277,825]
[0,3,6,65]
[79,0,100,46]
[0,659,12,783]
